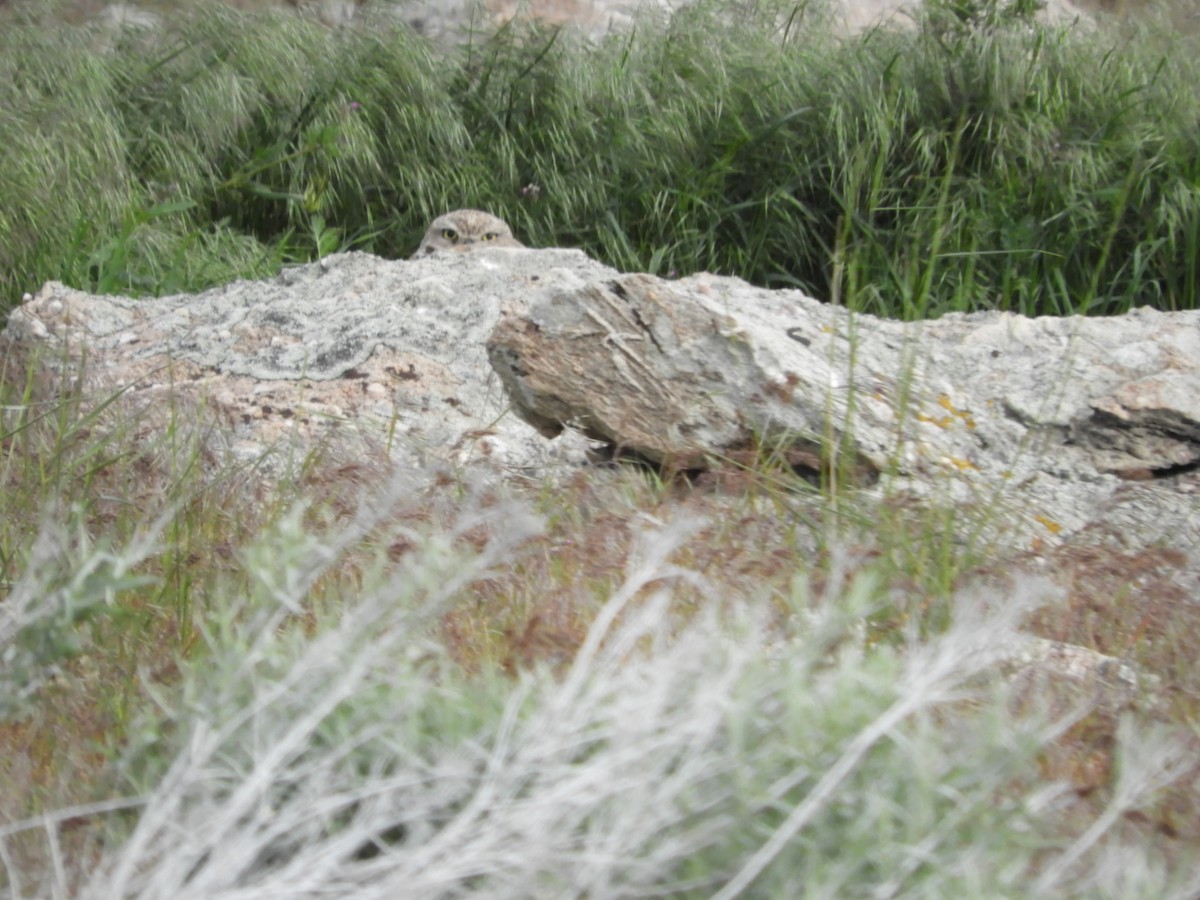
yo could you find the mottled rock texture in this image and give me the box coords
[488,266,1200,552]
[5,250,612,473]
[7,247,1199,558]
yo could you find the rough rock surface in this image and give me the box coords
[8,247,1199,558]
[4,249,615,474]
[487,267,1200,553]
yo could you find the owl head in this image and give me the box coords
[412,209,524,257]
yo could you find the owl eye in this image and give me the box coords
[482,232,499,242]
[440,228,459,242]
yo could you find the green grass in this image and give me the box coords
[1,0,1198,317]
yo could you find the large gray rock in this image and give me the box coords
[4,249,616,474]
[6,247,1199,553]
[487,269,1200,550]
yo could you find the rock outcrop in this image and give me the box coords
[7,247,1199,557]
[488,266,1200,552]
[4,249,613,474]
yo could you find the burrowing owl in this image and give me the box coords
[411,209,524,258]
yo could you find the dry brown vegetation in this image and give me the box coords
[3,337,1199,888]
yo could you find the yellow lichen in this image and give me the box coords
[1034,514,1063,535]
